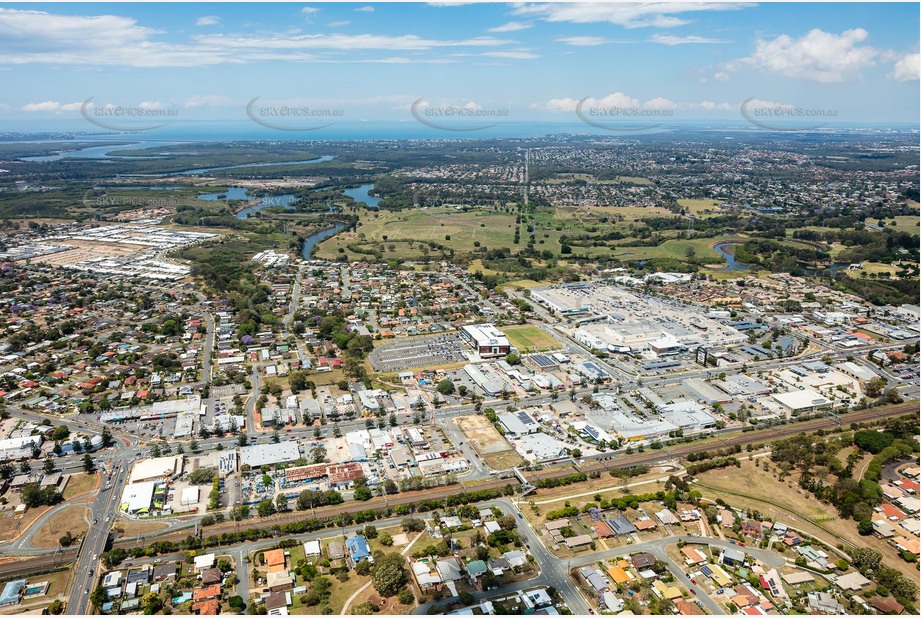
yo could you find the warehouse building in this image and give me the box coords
[240,442,300,468]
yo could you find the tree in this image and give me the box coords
[498,514,517,530]
[228,596,246,612]
[402,518,425,532]
[436,379,455,396]
[238,432,249,447]
[355,560,372,576]
[311,447,327,464]
[397,589,414,605]
[257,498,276,517]
[505,353,520,365]
[458,592,475,606]
[47,600,64,615]
[276,493,289,512]
[140,591,163,614]
[379,531,393,546]
[83,453,96,474]
[371,553,408,597]
[43,456,55,475]
[101,426,113,448]
[858,519,875,535]
[865,377,887,398]
[90,586,109,610]
[354,486,372,501]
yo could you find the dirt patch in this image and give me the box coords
[63,472,101,500]
[483,450,524,471]
[114,520,170,536]
[0,506,51,543]
[32,507,90,549]
[455,415,509,455]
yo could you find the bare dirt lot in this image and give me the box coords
[455,415,509,455]
[455,415,523,470]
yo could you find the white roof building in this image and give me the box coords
[240,442,301,468]
[120,481,157,514]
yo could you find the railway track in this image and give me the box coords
[1,402,914,577]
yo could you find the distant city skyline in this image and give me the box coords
[0,1,918,133]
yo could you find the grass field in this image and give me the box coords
[891,215,920,234]
[63,472,100,500]
[483,450,524,470]
[613,234,749,262]
[114,520,170,536]
[32,507,89,549]
[316,208,521,261]
[503,324,560,352]
[677,198,721,214]
[843,261,904,279]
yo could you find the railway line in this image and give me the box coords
[0,402,914,578]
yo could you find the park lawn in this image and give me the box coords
[612,235,748,262]
[891,215,920,234]
[502,325,560,352]
[34,568,72,597]
[63,472,100,500]
[32,507,89,549]
[615,176,654,185]
[843,262,903,279]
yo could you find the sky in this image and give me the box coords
[0,1,918,135]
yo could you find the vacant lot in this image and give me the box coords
[63,472,100,500]
[455,415,509,455]
[503,325,559,352]
[115,520,170,536]
[483,449,524,470]
[32,507,89,549]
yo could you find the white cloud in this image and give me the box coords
[185,94,235,108]
[714,71,730,81]
[354,6,375,12]
[301,8,320,15]
[544,92,644,112]
[649,33,726,45]
[137,101,164,110]
[513,2,754,29]
[891,52,920,81]
[481,50,539,59]
[328,21,351,28]
[644,97,677,110]
[196,16,219,26]
[23,100,81,112]
[555,36,612,46]
[732,28,878,82]
[696,100,732,110]
[0,8,521,67]
[487,21,532,33]
[545,97,579,112]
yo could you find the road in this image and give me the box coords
[65,460,129,615]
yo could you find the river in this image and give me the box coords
[20,141,182,162]
[198,187,297,219]
[713,242,751,271]
[301,223,347,259]
[343,183,380,210]
[178,155,334,176]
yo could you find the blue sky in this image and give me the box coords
[0,1,918,132]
